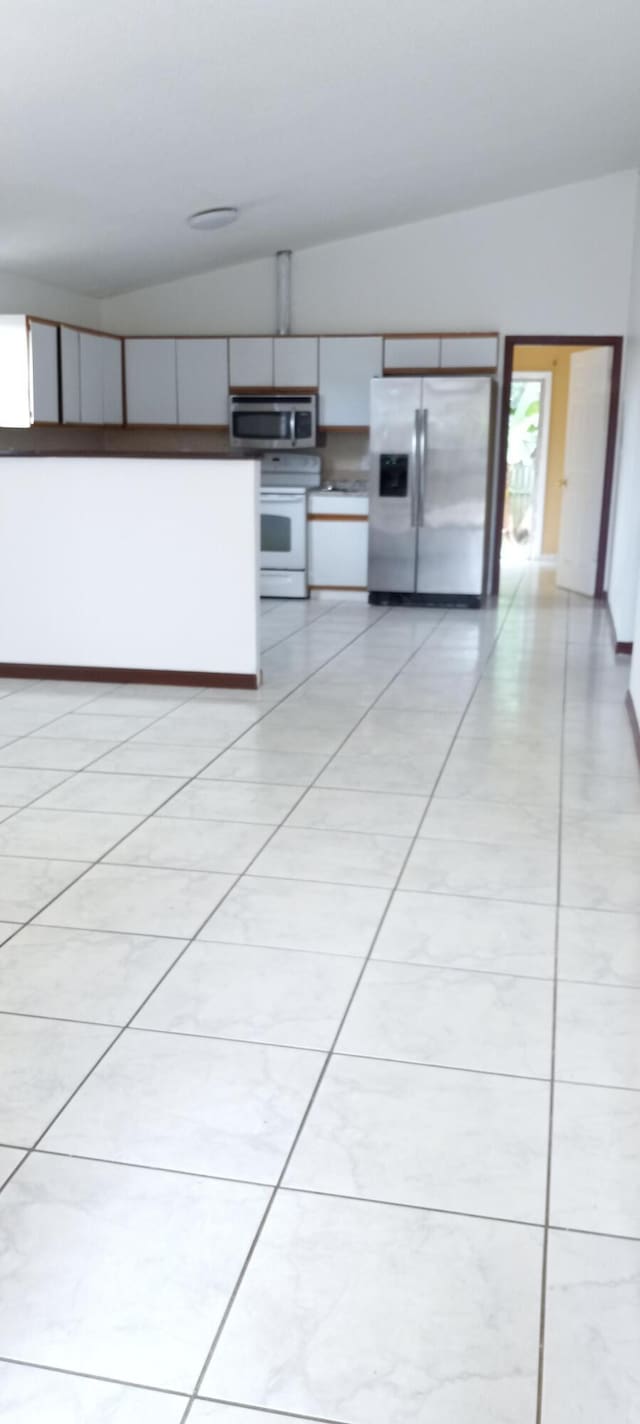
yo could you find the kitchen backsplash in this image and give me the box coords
[320,430,369,484]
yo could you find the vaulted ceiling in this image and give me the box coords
[2,0,640,296]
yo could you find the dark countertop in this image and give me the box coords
[0,450,251,460]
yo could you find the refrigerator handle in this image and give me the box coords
[411,409,420,527]
[418,409,428,526]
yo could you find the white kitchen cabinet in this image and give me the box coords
[176,338,228,425]
[102,336,124,424]
[79,332,104,424]
[124,338,177,424]
[273,337,318,388]
[29,320,59,423]
[318,337,383,426]
[440,335,498,369]
[60,326,81,423]
[61,329,123,424]
[229,337,273,388]
[308,494,369,589]
[384,337,440,370]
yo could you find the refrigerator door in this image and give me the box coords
[417,377,494,598]
[368,377,421,593]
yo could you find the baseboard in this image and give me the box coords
[0,662,259,690]
[605,595,633,656]
[626,690,640,765]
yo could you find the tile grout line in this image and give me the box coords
[534,586,570,1424]
[177,577,526,1421]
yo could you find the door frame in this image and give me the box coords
[491,334,623,597]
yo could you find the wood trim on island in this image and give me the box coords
[308,512,368,522]
[0,663,260,689]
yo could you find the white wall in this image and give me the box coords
[101,172,637,337]
[608,175,640,645]
[0,457,260,677]
[0,268,100,328]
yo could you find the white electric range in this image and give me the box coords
[260,453,322,599]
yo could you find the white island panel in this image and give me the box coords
[0,456,260,684]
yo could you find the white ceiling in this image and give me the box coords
[2,0,640,297]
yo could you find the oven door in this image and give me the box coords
[261,491,307,570]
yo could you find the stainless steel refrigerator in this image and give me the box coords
[368,376,496,606]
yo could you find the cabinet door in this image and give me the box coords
[60,326,81,423]
[318,337,383,426]
[229,337,273,388]
[273,337,318,388]
[79,332,104,423]
[309,517,369,588]
[29,320,59,423]
[176,338,228,424]
[384,337,440,371]
[102,337,123,424]
[440,336,498,369]
[124,339,177,423]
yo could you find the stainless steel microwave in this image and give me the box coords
[229,393,317,450]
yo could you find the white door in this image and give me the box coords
[60,327,81,423]
[229,337,273,388]
[273,337,318,388]
[556,347,613,597]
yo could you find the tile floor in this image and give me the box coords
[0,568,638,1422]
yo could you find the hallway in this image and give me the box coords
[0,569,638,1423]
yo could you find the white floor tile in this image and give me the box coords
[0,1153,268,1391]
[0,1146,26,1187]
[0,856,89,922]
[551,1080,640,1237]
[0,1362,186,1423]
[201,1191,542,1424]
[555,980,640,1088]
[162,778,301,824]
[0,1013,116,1144]
[374,890,555,976]
[137,939,361,1049]
[201,747,326,785]
[251,826,410,888]
[107,817,274,875]
[0,766,72,804]
[542,1231,640,1423]
[286,1054,549,1222]
[401,837,557,904]
[287,786,427,837]
[44,1028,322,1183]
[199,875,389,957]
[338,960,553,1078]
[0,925,183,1023]
[35,770,185,815]
[558,906,640,987]
[37,863,234,939]
[0,808,143,861]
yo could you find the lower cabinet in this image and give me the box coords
[308,496,369,590]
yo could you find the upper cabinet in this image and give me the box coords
[61,327,124,424]
[124,339,177,424]
[273,337,318,388]
[29,320,59,423]
[229,337,273,388]
[440,335,498,369]
[318,337,383,427]
[383,337,440,371]
[176,339,228,425]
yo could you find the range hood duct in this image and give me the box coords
[276,249,292,336]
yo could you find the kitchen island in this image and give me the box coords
[0,454,260,687]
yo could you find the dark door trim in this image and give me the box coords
[491,334,624,598]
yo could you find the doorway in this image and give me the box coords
[492,335,623,597]
[502,371,551,564]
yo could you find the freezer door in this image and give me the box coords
[368,377,421,592]
[417,377,493,597]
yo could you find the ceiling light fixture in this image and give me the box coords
[187,206,238,231]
